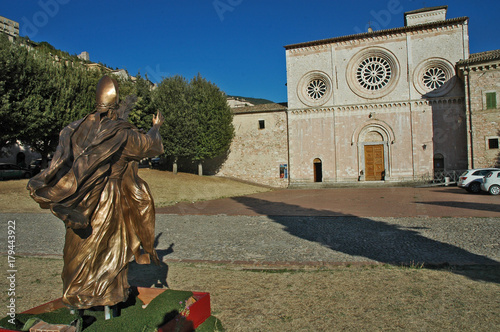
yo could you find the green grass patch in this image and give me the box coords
[0,289,223,331]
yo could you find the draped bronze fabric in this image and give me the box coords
[27,112,163,309]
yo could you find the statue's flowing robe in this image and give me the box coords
[27,113,164,309]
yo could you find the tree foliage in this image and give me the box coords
[0,36,233,172]
[153,75,197,160]
[0,35,104,162]
[152,74,234,165]
[190,74,234,161]
[128,73,157,131]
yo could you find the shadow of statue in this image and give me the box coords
[231,196,500,283]
[128,233,174,288]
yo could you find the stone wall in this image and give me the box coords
[468,67,500,168]
[214,107,289,188]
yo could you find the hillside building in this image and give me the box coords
[0,15,19,41]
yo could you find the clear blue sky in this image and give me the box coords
[4,1,500,102]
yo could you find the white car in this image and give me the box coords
[480,170,500,195]
[457,168,500,193]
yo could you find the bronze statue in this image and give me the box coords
[27,76,164,310]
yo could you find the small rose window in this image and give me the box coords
[422,67,446,90]
[306,79,327,100]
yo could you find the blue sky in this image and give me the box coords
[4,1,500,102]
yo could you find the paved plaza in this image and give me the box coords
[2,186,499,266]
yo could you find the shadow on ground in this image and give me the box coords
[231,196,500,283]
[416,201,500,213]
[128,233,173,288]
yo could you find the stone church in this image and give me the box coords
[217,6,489,188]
[285,6,468,185]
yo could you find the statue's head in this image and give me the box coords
[96,76,119,112]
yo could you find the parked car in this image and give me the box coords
[0,163,31,180]
[480,170,500,195]
[150,157,161,169]
[29,159,42,176]
[457,168,500,193]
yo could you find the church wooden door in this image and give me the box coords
[364,145,384,181]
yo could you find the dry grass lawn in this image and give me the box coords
[0,169,271,213]
[1,257,499,331]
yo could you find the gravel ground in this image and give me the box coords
[1,213,498,266]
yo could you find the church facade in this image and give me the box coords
[284,6,469,185]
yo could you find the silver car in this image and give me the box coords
[457,168,500,193]
[480,170,500,195]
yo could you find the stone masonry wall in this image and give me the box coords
[469,68,500,168]
[215,111,289,188]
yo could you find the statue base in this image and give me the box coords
[0,287,214,332]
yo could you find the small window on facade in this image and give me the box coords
[258,120,265,129]
[488,138,499,149]
[486,92,497,109]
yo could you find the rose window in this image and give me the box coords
[306,79,327,100]
[413,58,456,97]
[297,71,332,106]
[422,67,446,90]
[356,56,392,90]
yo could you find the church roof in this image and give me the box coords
[457,49,500,66]
[232,102,287,114]
[284,16,468,50]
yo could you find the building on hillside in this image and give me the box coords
[227,97,255,108]
[212,103,289,188]
[78,51,90,61]
[284,6,469,185]
[457,50,500,168]
[0,15,19,41]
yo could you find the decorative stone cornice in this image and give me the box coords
[412,97,464,106]
[285,17,468,53]
[288,97,464,114]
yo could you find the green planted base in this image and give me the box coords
[0,289,223,332]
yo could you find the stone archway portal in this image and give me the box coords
[364,144,384,181]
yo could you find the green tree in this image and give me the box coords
[0,35,27,151]
[190,74,234,175]
[128,73,157,131]
[153,75,197,173]
[151,74,234,175]
[0,35,104,164]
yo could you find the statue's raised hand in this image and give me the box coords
[153,110,164,128]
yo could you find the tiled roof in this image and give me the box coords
[404,6,448,15]
[284,17,467,50]
[232,102,287,114]
[457,49,500,66]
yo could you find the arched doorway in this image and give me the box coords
[355,124,392,181]
[364,131,385,181]
[313,158,323,182]
[16,152,26,168]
